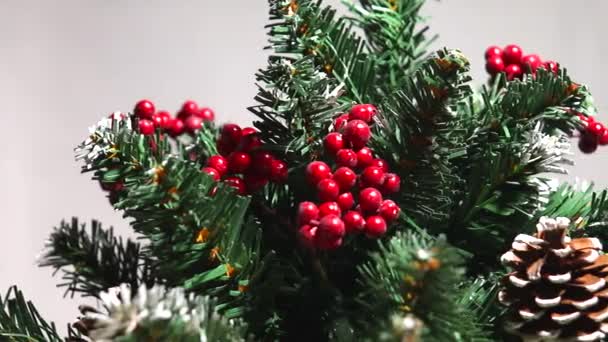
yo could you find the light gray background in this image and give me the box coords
[1,0,607,331]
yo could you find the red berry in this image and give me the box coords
[134,99,155,119]
[221,124,242,145]
[577,114,595,127]
[298,201,319,225]
[356,147,374,167]
[224,176,246,195]
[197,107,215,121]
[504,64,522,80]
[152,111,172,129]
[361,166,385,188]
[343,211,365,233]
[359,188,383,212]
[521,54,542,73]
[337,192,354,211]
[306,161,332,185]
[206,155,229,176]
[333,167,357,191]
[316,215,345,250]
[318,202,341,218]
[323,132,344,155]
[370,159,389,172]
[579,133,598,154]
[201,167,220,181]
[485,56,505,75]
[241,133,263,152]
[179,100,199,119]
[378,200,400,222]
[243,172,269,193]
[168,118,185,137]
[217,138,236,156]
[317,179,340,201]
[316,236,343,250]
[343,120,371,149]
[382,173,401,194]
[100,181,124,192]
[502,44,523,65]
[543,61,559,74]
[349,104,377,123]
[484,46,503,60]
[298,225,317,248]
[589,122,605,136]
[269,159,288,183]
[600,129,608,146]
[138,119,155,135]
[241,127,258,137]
[251,152,274,176]
[365,216,387,237]
[336,149,358,168]
[185,116,203,134]
[228,152,252,173]
[334,113,350,131]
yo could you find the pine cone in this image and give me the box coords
[499,216,608,341]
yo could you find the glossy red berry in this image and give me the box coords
[336,149,358,168]
[134,99,155,119]
[298,201,319,225]
[252,152,275,176]
[318,202,341,218]
[484,46,503,60]
[485,56,505,75]
[241,127,257,137]
[179,100,199,119]
[579,133,599,154]
[217,138,236,156]
[168,118,185,137]
[298,225,317,248]
[370,159,389,172]
[152,111,172,129]
[138,119,155,135]
[269,159,288,183]
[221,124,243,145]
[243,172,269,193]
[317,179,340,201]
[359,188,383,212]
[241,133,263,152]
[316,236,343,250]
[505,64,522,80]
[378,200,400,222]
[365,216,387,237]
[337,192,354,211]
[333,167,357,191]
[306,161,332,185]
[334,113,350,131]
[349,104,377,123]
[577,114,595,127]
[324,132,344,155]
[502,44,523,65]
[600,129,608,146]
[522,54,542,73]
[361,166,385,187]
[343,211,365,233]
[343,120,371,149]
[317,215,345,246]
[207,155,229,176]
[228,152,252,173]
[201,167,220,181]
[356,147,374,168]
[185,116,203,134]
[588,122,606,136]
[224,176,246,195]
[543,61,559,74]
[197,107,215,121]
[382,173,401,193]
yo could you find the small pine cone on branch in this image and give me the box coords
[499,216,608,341]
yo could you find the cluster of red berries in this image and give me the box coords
[297,104,402,250]
[201,124,288,195]
[485,44,559,80]
[577,114,608,154]
[133,99,215,137]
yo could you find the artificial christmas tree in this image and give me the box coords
[2,0,608,341]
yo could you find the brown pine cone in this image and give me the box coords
[499,216,608,341]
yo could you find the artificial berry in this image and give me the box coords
[318,202,341,218]
[484,46,503,59]
[504,64,522,80]
[579,133,599,154]
[197,107,215,121]
[356,148,374,168]
[502,44,523,65]
[521,54,542,73]
[134,99,155,119]
[336,149,358,168]
[207,155,229,176]
[168,118,185,137]
[337,192,354,211]
[244,172,269,193]
[228,152,252,173]
[343,211,365,233]
[201,167,221,181]
[334,113,350,131]
[252,152,274,176]
[370,159,389,172]
[365,216,387,237]
[224,176,246,195]
[241,133,263,152]
[361,166,385,187]
[359,187,383,212]
[543,61,559,74]
[343,120,371,149]
[306,161,332,185]
[316,215,345,250]
[378,200,400,222]
[152,111,172,129]
[179,100,199,119]
[349,104,377,123]
[317,179,340,201]
[317,237,343,250]
[100,181,124,192]
[382,173,401,194]
[577,113,595,126]
[600,129,608,146]
[221,124,243,145]
[217,138,235,156]
[324,132,344,155]
[269,159,288,183]
[185,115,203,134]
[298,201,320,225]
[485,56,505,75]
[588,122,606,136]
[298,225,317,248]
[138,119,155,135]
[333,167,357,191]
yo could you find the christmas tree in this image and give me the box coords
[2,0,608,341]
